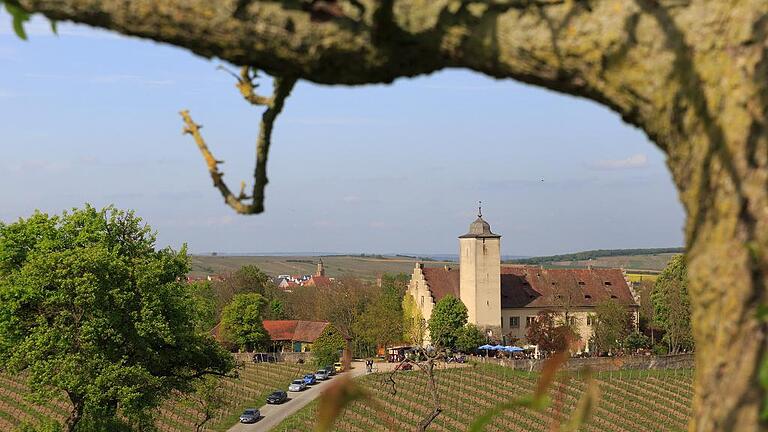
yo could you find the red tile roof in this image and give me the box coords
[420,265,637,308]
[305,275,333,287]
[262,320,330,343]
[422,267,460,302]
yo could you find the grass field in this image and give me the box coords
[0,361,313,432]
[189,255,456,279]
[275,363,693,432]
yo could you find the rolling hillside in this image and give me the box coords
[189,255,455,279]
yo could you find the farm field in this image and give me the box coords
[190,252,673,280]
[545,253,677,272]
[189,255,455,279]
[275,363,693,432]
[0,361,313,432]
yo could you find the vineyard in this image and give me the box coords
[276,363,693,432]
[0,361,313,431]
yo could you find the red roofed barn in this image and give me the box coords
[263,320,331,353]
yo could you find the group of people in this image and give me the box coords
[365,359,375,373]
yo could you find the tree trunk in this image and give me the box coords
[13,1,768,430]
[65,392,84,432]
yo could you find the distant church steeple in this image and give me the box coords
[316,259,326,277]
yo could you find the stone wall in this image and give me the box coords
[475,353,694,372]
[232,351,312,364]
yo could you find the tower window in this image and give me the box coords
[486,300,489,306]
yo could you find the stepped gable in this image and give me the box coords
[421,266,460,302]
[500,265,638,308]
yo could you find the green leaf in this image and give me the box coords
[468,396,546,432]
[50,20,58,35]
[4,2,31,40]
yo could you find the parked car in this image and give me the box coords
[239,408,261,423]
[288,379,307,392]
[266,390,288,404]
[314,369,330,381]
[303,373,317,385]
[334,362,343,372]
[324,365,336,376]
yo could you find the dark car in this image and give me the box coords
[266,390,288,404]
[324,365,336,376]
[239,408,261,423]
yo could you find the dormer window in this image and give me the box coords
[578,281,585,286]
[584,294,592,299]
[610,295,618,299]
[604,281,612,286]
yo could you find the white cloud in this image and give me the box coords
[589,153,648,170]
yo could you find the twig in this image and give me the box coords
[180,69,297,214]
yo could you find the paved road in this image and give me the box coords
[227,362,366,432]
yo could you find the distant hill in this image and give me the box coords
[188,254,456,279]
[505,247,683,271]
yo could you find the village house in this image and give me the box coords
[275,260,334,290]
[407,209,639,352]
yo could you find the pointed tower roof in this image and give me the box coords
[459,201,501,238]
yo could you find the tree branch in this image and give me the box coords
[180,71,297,214]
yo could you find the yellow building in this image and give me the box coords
[407,211,639,352]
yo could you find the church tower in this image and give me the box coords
[459,203,502,336]
[316,259,325,277]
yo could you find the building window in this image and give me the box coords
[578,281,586,285]
[420,296,424,306]
[604,281,613,286]
[526,316,536,327]
[610,295,618,299]
[584,294,592,299]
[587,315,596,326]
[569,316,577,326]
[509,316,520,328]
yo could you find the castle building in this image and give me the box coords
[406,210,639,351]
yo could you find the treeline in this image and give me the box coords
[507,247,684,265]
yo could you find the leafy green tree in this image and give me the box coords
[592,299,633,353]
[0,206,233,432]
[312,325,344,367]
[455,324,486,353]
[354,276,405,351]
[220,293,270,351]
[428,295,468,349]
[525,311,578,353]
[624,331,651,351]
[213,265,274,316]
[652,255,693,354]
[265,297,287,320]
[187,281,218,332]
[402,294,426,346]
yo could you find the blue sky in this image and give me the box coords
[0,18,685,256]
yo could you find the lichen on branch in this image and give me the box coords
[181,68,297,214]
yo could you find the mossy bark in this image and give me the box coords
[16,1,768,430]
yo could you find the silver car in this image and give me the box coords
[239,408,260,423]
[314,369,330,381]
[288,379,307,392]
